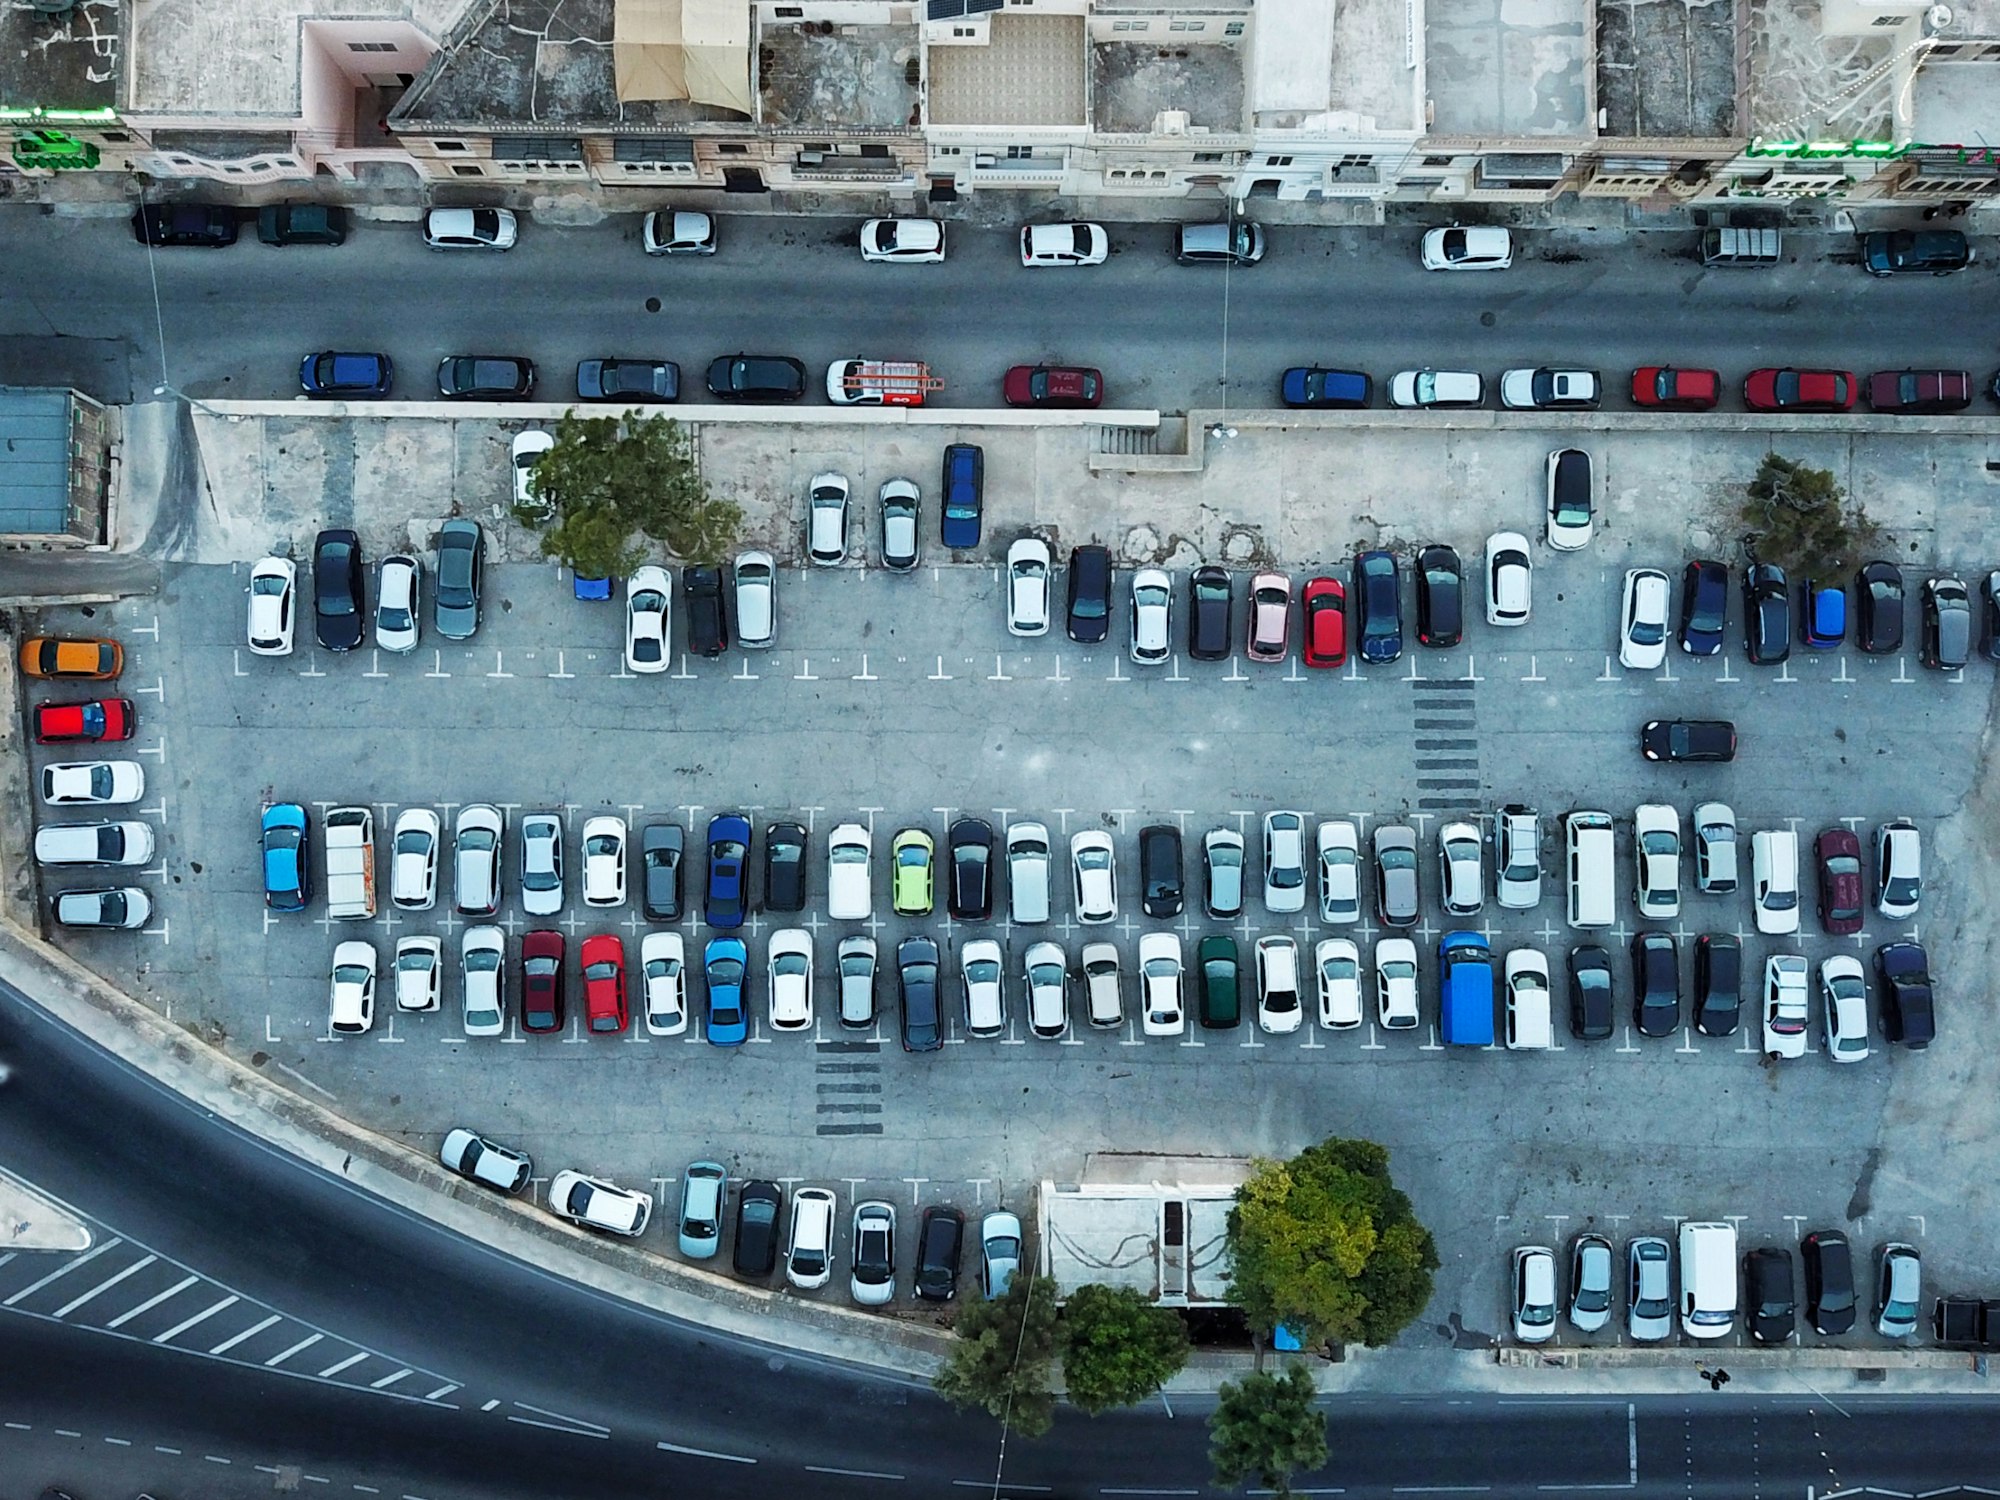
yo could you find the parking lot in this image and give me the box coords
[23,413,2000,1349]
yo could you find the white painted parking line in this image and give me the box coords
[4,1239,122,1307]
[105,1273,199,1328]
[317,1350,369,1378]
[152,1293,239,1344]
[809,1465,906,1481]
[424,652,448,680]
[657,1439,755,1463]
[208,1313,282,1354]
[51,1252,158,1319]
[363,651,388,681]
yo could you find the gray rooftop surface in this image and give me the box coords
[1092,40,1245,134]
[1596,0,1738,139]
[0,390,81,536]
[1743,0,1896,139]
[927,13,1086,129]
[1328,0,1422,133]
[0,0,119,112]
[1425,0,1590,138]
[760,17,920,131]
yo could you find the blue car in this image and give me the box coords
[705,813,751,928]
[704,937,748,1046]
[300,351,393,399]
[940,442,983,549]
[261,802,311,912]
[1800,577,1846,650]
[573,573,613,602]
[1280,366,1371,409]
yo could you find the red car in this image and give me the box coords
[1630,367,1720,411]
[1865,369,1972,415]
[581,933,628,1034]
[1002,364,1103,409]
[1743,368,1855,412]
[33,698,135,744]
[1815,829,1864,936]
[1245,570,1291,662]
[520,929,566,1034]
[1301,577,1346,668]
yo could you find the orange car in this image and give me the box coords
[20,637,122,680]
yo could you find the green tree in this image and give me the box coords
[1739,451,1881,578]
[1225,1137,1438,1349]
[1060,1282,1191,1415]
[1208,1363,1328,1497]
[514,410,742,576]
[933,1272,1064,1438]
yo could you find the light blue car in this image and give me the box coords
[704,936,748,1046]
[679,1161,727,1259]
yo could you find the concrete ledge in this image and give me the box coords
[1496,1345,1983,1370]
[198,400,1162,430]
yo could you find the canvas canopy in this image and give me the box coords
[614,0,753,116]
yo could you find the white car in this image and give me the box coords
[1421,225,1512,271]
[849,1200,897,1307]
[641,209,715,256]
[581,815,627,907]
[734,549,775,649]
[1262,811,1307,914]
[424,206,517,251]
[767,928,814,1031]
[1438,821,1483,916]
[1255,935,1303,1035]
[547,1169,651,1237]
[1620,569,1671,670]
[394,935,442,1013]
[1693,803,1738,895]
[1485,532,1532,627]
[41,761,144,806]
[879,477,920,571]
[624,566,672,673]
[1820,956,1870,1063]
[1071,831,1117,924]
[461,925,506,1037]
[1316,820,1360,924]
[1388,369,1485,408]
[1496,806,1541,910]
[328,940,376,1037]
[961,938,1005,1037]
[246,555,296,656]
[374,554,420,653]
[1006,537,1052,637]
[1314,939,1362,1029]
[1874,819,1921,919]
[860,217,945,264]
[33,821,154,866]
[1138,932,1185,1037]
[51,887,151,929]
[1081,940,1122,1027]
[1512,1245,1558,1343]
[453,804,503,916]
[1376,937,1419,1029]
[1024,941,1068,1038]
[1633,804,1681,919]
[1020,221,1108,267]
[641,932,687,1036]
[826,822,873,921]
[1500,368,1600,410]
[806,473,850,565]
[1503,948,1553,1050]
[390,808,440,911]
[439,1128,531,1194]
[518,812,565,917]
[1753,831,1800,935]
[1007,821,1051,925]
[511,428,554,515]
[1130,567,1171,663]
[1763,953,1810,1059]
[1545,447,1594,550]
[837,935,877,1028]
[785,1186,837,1290]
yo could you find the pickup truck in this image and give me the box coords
[323,806,377,921]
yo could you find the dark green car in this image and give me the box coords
[1197,935,1241,1028]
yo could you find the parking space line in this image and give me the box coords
[51,1252,157,1319]
[317,1351,369,1378]
[105,1273,199,1328]
[152,1294,239,1344]
[209,1313,282,1354]
[4,1239,122,1307]
[261,1330,317,1363]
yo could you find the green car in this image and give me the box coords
[892,828,935,916]
[1197,935,1241,1028]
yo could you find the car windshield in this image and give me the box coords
[708,958,743,986]
[1134,583,1169,611]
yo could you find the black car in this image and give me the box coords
[312,528,365,651]
[1743,562,1790,665]
[1922,576,1972,670]
[762,821,808,912]
[898,935,942,1053]
[1982,571,2000,661]
[914,1205,965,1301]
[1856,560,1904,653]
[1640,719,1736,763]
[1802,1230,1856,1336]
[257,204,347,246]
[640,822,684,921]
[1678,559,1728,655]
[940,444,983,549]
[1874,941,1934,1048]
[683,565,729,656]
[438,355,536,400]
[1189,565,1232,660]
[1568,945,1614,1041]
[1692,934,1741,1036]
[1861,228,1973,276]
[1415,545,1463,648]
[1746,1247,1796,1343]
[576,358,680,403]
[947,817,994,921]
[1631,931,1678,1038]
[1139,825,1184,918]
[1066,545,1111,644]
[132,203,237,247]
[1353,550,1403,664]
[732,1180,784,1279]
[705,353,807,402]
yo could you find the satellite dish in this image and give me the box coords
[1925,4,1955,34]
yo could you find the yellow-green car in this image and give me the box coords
[891,828,935,916]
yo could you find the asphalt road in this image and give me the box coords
[3,209,1998,411]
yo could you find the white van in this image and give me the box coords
[1677,1221,1738,1339]
[1564,811,1616,928]
[1752,830,1800,934]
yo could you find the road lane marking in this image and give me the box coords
[152,1294,239,1343]
[106,1273,200,1328]
[52,1253,158,1318]
[656,1440,756,1463]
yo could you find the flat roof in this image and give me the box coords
[1426,0,1591,137]
[1596,0,1737,138]
[927,13,1086,128]
[1742,0,1896,138]
[1251,0,1332,114]
[0,390,79,536]
[1912,59,2000,147]
[1094,40,1245,133]
[761,16,920,131]
[0,0,120,113]
[1327,0,1422,133]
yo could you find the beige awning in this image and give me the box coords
[614,0,753,116]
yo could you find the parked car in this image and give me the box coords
[1628,1236,1673,1342]
[1203,828,1245,919]
[704,813,751,928]
[980,1211,1023,1298]
[898,934,942,1052]
[520,929,566,1033]
[1545,447,1594,549]
[453,804,503,916]
[1640,719,1736,763]
[1856,560,1904,653]
[1003,364,1103,409]
[1007,538,1053,636]
[548,1169,651,1236]
[312,528,364,651]
[914,1205,965,1300]
[1246,571,1291,661]
[261,802,312,912]
[517,813,565,918]
[1922,575,1972,669]
[1019,222,1108,267]
[439,1129,532,1194]
[1023,943,1068,1038]
[683,564,729,656]
[638,823,683,922]
[763,820,807,913]
[1629,367,1720,410]
[431,519,483,641]
[703,936,749,1047]
[784,1188,837,1290]
[1512,1245,1558,1343]
[1802,1230,1856,1336]
[1815,828,1864,936]
[826,822,872,922]
[940,443,983,549]
[1568,945,1614,1041]
[437,355,535,400]
[1138,933,1185,1036]
[1196,935,1241,1030]
[1694,804,1738,895]
[581,816,627,908]
[1255,935,1304,1035]
[32,698,133,744]
[1438,821,1483,916]
[860,217,945,264]
[41,760,144,806]
[1316,820,1361,924]
[1415,545,1463,648]
[1316,938,1362,1029]
[1071,830,1117,925]
[423,207,516,250]
[624,566,672,674]
[576,357,679,404]
[1619,568,1671,670]
[1421,225,1511,270]
[1873,941,1934,1048]
[766,928,814,1032]
[1388,369,1484,408]
[1867,368,1972,414]
[1743,367,1855,412]
[1301,576,1346,668]
[678,1161,726,1259]
[641,932,687,1036]
[1746,1246,1796,1344]
[838,935,878,1029]
[880,478,921,571]
[892,828,935,918]
[300,350,391,399]
[1679,559,1728,655]
[133,203,237,247]
[1861,228,1972,275]
[1376,938,1420,1029]
[1263,811,1308,914]
[391,938,441,1016]
[732,1180,783,1277]
[1874,819,1921,920]
[1499,367,1601,410]
[461,926,505,1037]
[1067,545,1112,644]
[1373,825,1419,927]
[733,550,775,649]
[704,353,807,401]
[373,554,420,654]
[1693,934,1742,1037]
[960,938,1005,1037]
[1800,577,1847,650]
[1485,532,1531,627]
[1280,367,1371,408]
[1139,824,1183,918]
[1742,562,1790,664]
[642,210,715,255]
[1130,567,1172,664]
[1762,953,1810,1059]
[850,1200,898,1306]
[949,818,995,921]
[1569,1234,1614,1333]
[1353,551,1403,663]
[807,473,850,566]
[1820,954,1870,1063]
[580,934,628,1034]
[1876,1244,1922,1338]
[51,887,152,929]
[1631,931,1679,1038]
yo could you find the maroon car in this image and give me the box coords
[1630,366,1720,411]
[1001,364,1103,409]
[1865,369,1972,415]
[1815,829,1864,936]
[1743,368,1855,412]
[521,929,566,1033]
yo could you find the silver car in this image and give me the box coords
[850,1201,898,1306]
[1374,825,1419,927]
[678,1161,727,1259]
[1315,820,1360,924]
[453,804,504,917]
[1627,1236,1673,1341]
[879,478,920,571]
[734,549,775,649]
[1130,567,1171,664]
[439,1128,531,1194]
[433,519,483,641]
[375,554,421,653]
[1876,1243,1921,1338]
[518,812,564,917]
[1203,828,1245,919]
[1693,802,1738,894]
[1438,821,1483,916]
[1262,811,1306,914]
[1496,805,1541,910]
[838,935,878,1029]
[807,473,849,566]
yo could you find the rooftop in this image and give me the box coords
[1092,40,1245,133]
[1327,0,1423,133]
[1596,0,1738,138]
[1426,0,1592,138]
[760,15,920,131]
[927,12,1086,129]
[0,0,120,114]
[1743,0,1898,139]
[1039,1158,1251,1308]
[0,390,84,536]
[1911,55,2000,146]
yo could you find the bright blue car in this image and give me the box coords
[704,937,748,1046]
[300,351,393,399]
[261,802,311,912]
[1800,577,1846,650]
[705,813,750,928]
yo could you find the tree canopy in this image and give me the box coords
[1060,1282,1191,1415]
[1739,451,1882,578]
[1208,1363,1328,1497]
[1225,1137,1438,1349]
[933,1272,1064,1437]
